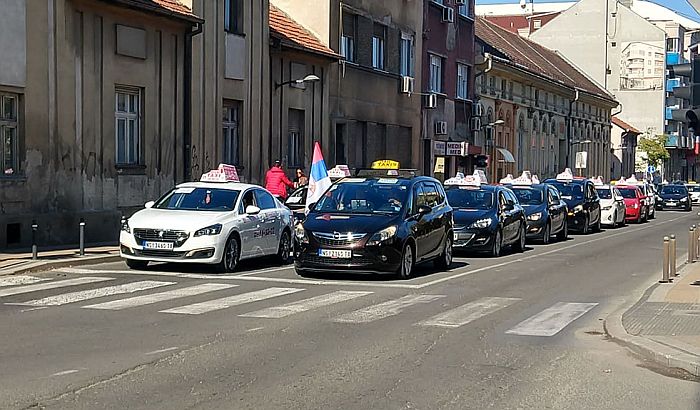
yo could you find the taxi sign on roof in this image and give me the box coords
[511,171,533,186]
[327,165,351,179]
[555,168,574,182]
[627,175,639,184]
[200,163,240,182]
[592,177,604,186]
[371,160,400,170]
[473,169,488,184]
[532,175,540,184]
[445,170,486,187]
[499,174,514,184]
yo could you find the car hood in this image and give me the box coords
[303,213,399,235]
[521,203,546,217]
[599,198,615,207]
[128,208,232,232]
[453,209,495,227]
[623,198,640,207]
[659,193,687,201]
[560,197,584,209]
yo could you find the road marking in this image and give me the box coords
[0,275,50,287]
[51,369,80,377]
[57,267,241,280]
[83,283,237,310]
[332,294,446,323]
[417,297,521,328]
[505,302,598,337]
[240,290,373,319]
[12,281,174,306]
[0,277,113,298]
[160,287,304,315]
[246,327,265,332]
[145,347,179,355]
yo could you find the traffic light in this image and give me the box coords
[669,57,700,130]
[475,155,489,168]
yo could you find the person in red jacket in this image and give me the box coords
[265,160,295,199]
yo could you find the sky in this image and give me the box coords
[475,0,700,23]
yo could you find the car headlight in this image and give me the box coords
[469,218,493,229]
[573,205,584,213]
[121,219,131,233]
[294,223,308,244]
[527,212,542,221]
[602,205,612,210]
[193,224,222,237]
[681,197,688,202]
[366,226,398,246]
[633,203,639,209]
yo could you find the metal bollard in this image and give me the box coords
[79,218,85,257]
[661,236,671,283]
[670,234,677,277]
[31,220,38,260]
[690,227,695,264]
[693,225,698,262]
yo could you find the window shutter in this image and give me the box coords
[386,28,400,74]
[356,16,373,67]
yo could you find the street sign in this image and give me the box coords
[446,142,468,156]
[647,165,656,173]
[433,141,446,156]
[575,151,588,169]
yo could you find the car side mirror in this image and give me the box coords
[144,201,155,209]
[307,202,316,211]
[417,205,432,215]
[246,205,261,215]
[504,203,515,211]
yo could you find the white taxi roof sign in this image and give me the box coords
[327,165,351,179]
[592,177,604,186]
[627,175,639,184]
[445,170,486,187]
[499,174,514,184]
[371,160,400,170]
[473,169,488,184]
[555,168,574,181]
[532,175,540,184]
[200,163,240,183]
[511,171,534,186]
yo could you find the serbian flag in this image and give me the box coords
[306,142,332,212]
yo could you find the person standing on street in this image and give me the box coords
[294,168,309,188]
[265,160,295,200]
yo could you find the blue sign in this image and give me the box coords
[647,165,656,173]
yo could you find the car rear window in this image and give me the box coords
[617,188,637,199]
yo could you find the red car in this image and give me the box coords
[616,185,647,223]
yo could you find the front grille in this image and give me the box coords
[302,254,375,266]
[312,232,366,247]
[133,228,189,247]
[135,249,187,258]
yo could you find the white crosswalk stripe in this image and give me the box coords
[0,275,50,287]
[0,277,113,298]
[332,294,446,324]
[505,302,598,337]
[240,290,373,319]
[82,283,238,310]
[160,287,304,315]
[417,297,521,328]
[12,281,175,306]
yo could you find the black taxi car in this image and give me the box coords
[447,172,527,257]
[656,184,692,211]
[504,175,568,244]
[293,167,453,279]
[544,169,601,234]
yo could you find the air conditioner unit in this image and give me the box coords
[470,117,481,131]
[455,0,467,4]
[425,94,438,109]
[472,102,484,117]
[400,76,414,94]
[435,121,448,135]
[442,7,455,23]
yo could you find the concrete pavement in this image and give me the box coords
[0,211,699,409]
[0,245,120,276]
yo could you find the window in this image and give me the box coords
[421,182,439,207]
[115,87,140,165]
[239,189,257,213]
[254,189,277,210]
[223,101,240,165]
[459,2,470,17]
[372,24,386,70]
[457,64,469,99]
[489,76,495,95]
[224,0,242,33]
[341,12,356,63]
[413,184,427,212]
[1,93,18,175]
[288,109,304,168]
[533,19,541,29]
[429,54,443,93]
[400,33,414,77]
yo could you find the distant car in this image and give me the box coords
[656,184,692,211]
[120,182,294,272]
[285,186,308,222]
[686,184,700,205]
[507,183,568,244]
[595,184,626,228]
[637,182,657,219]
[544,175,601,234]
[616,185,647,223]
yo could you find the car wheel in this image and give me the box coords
[557,220,568,241]
[125,259,148,270]
[397,242,414,279]
[541,222,551,245]
[434,235,453,270]
[649,207,655,219]
[641,209,648,222]
[276,230,292,264]
[593,216,601,233]
[216,235,240,273]
[514,224,526,253]
[490,230,502,257]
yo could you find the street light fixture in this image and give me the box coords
[275,74,320,90]
[488,119,505,127]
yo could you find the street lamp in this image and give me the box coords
[275,74,320,90]
[488,119,505,127]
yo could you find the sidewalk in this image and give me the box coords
[605,261,700,377]
[0,245,121,276]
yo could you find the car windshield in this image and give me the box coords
[314,179,410,214]
[549,182,584,200]
[662,186,688,195]
[285,187,306,206]
[687,185,700,193]
[511,188,543,205]
[596,188,612,199]
[154,187,240,211]
[446,187,494,210]
[618,188,637,199]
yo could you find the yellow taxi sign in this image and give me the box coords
[371,160,400,170]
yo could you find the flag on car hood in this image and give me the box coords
[306,142,332,212]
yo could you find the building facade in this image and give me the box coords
[0,0,199,248]
[610,116,641,179]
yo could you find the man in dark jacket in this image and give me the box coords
[265,160,295,199]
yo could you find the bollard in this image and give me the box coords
[690,227,695,264]
[79,218,85,257]
[31,220,38,260]
[670,234,677,277]
[661,236,671,283]
[693,225,698,262]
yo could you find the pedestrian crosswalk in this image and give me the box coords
[0,275,599,337]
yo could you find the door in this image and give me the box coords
[585,183,600,226]
[238,189,264,258]
[409,183,431,260]
[548,188,564,231]
[419,182,444,258]
[613,187,626,221]
[504,190,521,242]
[254,189,280,254]
[498,191,515,243]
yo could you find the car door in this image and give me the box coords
[420,182,443,258]
[237,189,264,258]
[498,190,515,243]
[586,182,600,225]
[613,187,626,219]
[254,189,280,254]
[546,188,562,232]
[409,183,431,260]
[505,190,522,242]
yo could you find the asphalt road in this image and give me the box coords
[2,210,700,409]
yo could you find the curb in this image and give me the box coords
[603,262,700,377]
[0,254,122,276]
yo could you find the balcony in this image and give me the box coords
[665,134,680,148]
[666,52,681,65]
[666,78,681,91]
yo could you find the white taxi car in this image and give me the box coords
[120,180,293,272]
[594,180,626,228]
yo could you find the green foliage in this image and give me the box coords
[638,133,669,167]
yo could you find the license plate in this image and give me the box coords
[143,241,174,250]
[317,249,352,259]
[666,202,677,206]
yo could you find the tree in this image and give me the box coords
[637,133,669,168]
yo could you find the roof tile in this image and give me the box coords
[269,4,338,58]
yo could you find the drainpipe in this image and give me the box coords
[566,89,580,169]
[184,21,203,182]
